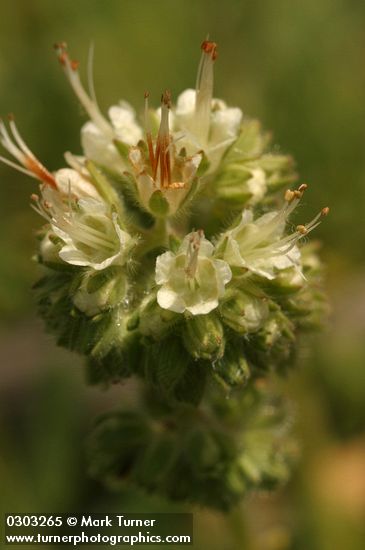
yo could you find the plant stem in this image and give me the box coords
[135,217,168,258]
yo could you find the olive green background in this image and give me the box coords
[1,1,365,548]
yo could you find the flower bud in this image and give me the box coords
[211,119,296,206]
[138,295,178,340]
[73,267,127,316]
[213,165,263,204]
[213,344,250,389]
[38,231,63,267]
[220,290,268,334]
[255,267,304,296]
[243,311,296,373]
[182,314,225,360]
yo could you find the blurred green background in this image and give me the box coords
[1,1,365,548]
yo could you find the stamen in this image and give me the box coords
[144,91,155,171]
[185,229,203,279]
[1,117,27,164]
[296,224,308,235]
[25,157,58,188]
[0,155,36,178]
[195,39,218,144]
[0,117,57,188]
[285,189,295,202]
[241,196,329,267]
[54,42,113,137]
[87,41,97,104]
[153,91,172,188]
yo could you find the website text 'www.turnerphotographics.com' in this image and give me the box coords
[4,514,193,546]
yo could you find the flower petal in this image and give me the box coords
[155,252,175,284]
[55,168,101,199]
[157,287,186,313]
[108,102,143,145]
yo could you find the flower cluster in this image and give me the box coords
[1,39,328,508]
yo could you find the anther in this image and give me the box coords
[54,43,68,66]
[70,60,79,71]
[298,183,308,192]
[296,225,308,235]
[321,207,329,216]
[153,90,172,187]
[195,39,217,143]
[185,230,203,279]
[201,40,218,61]
[54,41,113,137]
[161,90,171,108]
[144,91,155,171]
[285,189,295,202]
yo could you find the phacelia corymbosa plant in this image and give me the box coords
[0,40,328,509]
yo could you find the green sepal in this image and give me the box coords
[242,310,296,374]
[220,289,268,335]
[36,257,76,272]
[177,177,200,212]
[252,268,303,297]
[168,234,181,254]
[213,341,250,389]
[196,150,210,177]
[86,336,141,385]
[143,336,207,405]
[212,165,253,204]
[138,296,180,340]
[222,119,269,164]
[87,310,143,384]
[182,314,225,360]
[148,190,170,217]
[113,138,130,161]
[85,266,121,294]
[105,169,156,230]
[35,272,109,356]
[85,160,121,210]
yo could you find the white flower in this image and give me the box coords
[54,168,102,199]
[55,43,142,172]
[221,185,329,280]
[0,116,103,200]
[155,230,231,315]
[128,91,202,216]
[172,41,242,172]
[0,116,129,270]
[81,102,142,171]
[32,186,134,270]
